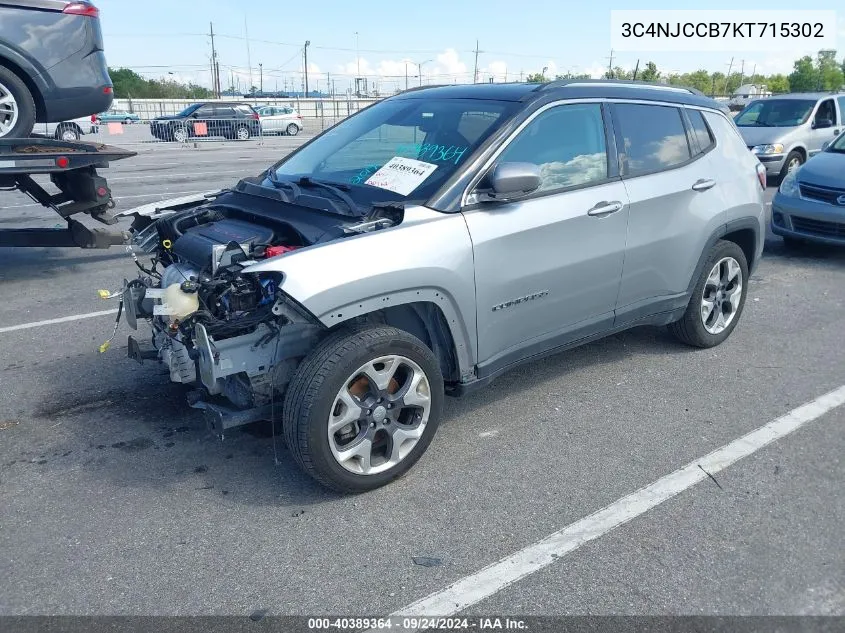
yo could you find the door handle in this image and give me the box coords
[587,201,624,217]
[691,178,716,192]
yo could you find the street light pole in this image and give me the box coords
[259,63,263,93]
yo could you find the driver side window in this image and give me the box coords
[496,103,608,193]
[815,99,834,124]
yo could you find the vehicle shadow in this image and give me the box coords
[762,237,845,267]
[0,247,129,281]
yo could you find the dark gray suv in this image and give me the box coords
[0,0,113,138]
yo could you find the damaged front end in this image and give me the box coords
[115,197,334,433]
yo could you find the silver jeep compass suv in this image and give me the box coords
[118,80,767,492]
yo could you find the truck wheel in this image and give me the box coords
[282,326,444,493]
[669,240,748,348]
[0,64,36,139]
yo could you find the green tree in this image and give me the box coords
[525,73,548,83]
[555,73,591,80]
[107,67,212,99]
[817,50,844,90]
[638,61,660,82]
[605,66,632,80]
[788,56,820,92]
[766,74,789,94]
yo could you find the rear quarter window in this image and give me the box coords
[613,103,691,176]
[686,109,715,153]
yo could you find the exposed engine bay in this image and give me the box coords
[114,185,404,431]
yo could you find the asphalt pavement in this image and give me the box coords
[1,133,844,619]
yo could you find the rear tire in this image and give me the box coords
[282,326,444,493]
[0,64,36,139]
[235,125,250,141]
[669,240,749,348]
[286,123,300,136]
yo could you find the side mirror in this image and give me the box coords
[482,162,542,201]
[813,118,833,129]
[821,141,831,150]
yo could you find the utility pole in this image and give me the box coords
[209,22,221,98]
[259,63,263,93]
[303,40,310,97]
[405,62,408,90]
[606,49,615,78]
[738,59,745,88]
[473,40,482,83]
[326,72,330,97]
[632,59,640,81]
[723,57,734,96]
[244,16,254,94]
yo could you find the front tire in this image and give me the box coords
[778,150,803,181]
[282,326,444,493]
[669,240,749,348]
[55,124,81,141]
[0,64,36,139]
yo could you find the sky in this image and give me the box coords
[96,0,845,94]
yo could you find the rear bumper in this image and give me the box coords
[771,192,845,245]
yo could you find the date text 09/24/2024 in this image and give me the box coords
[307,617,529,630]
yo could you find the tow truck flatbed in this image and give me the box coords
[0,137,137,249]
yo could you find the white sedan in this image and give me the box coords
[256,106,303,136]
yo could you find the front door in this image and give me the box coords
[463,102,629,371]
[809,99,838,156]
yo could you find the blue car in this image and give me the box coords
[772,129,845,246]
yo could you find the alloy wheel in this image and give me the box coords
[0,81,19,137]
[701,256,743,335]
[328,355,432,475]
[236,126,250,140]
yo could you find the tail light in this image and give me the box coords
[297,114,302,119]
[252,113,260,120]
[63,2,99,17]
[755,163,766,190]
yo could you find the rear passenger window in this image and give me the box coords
[613,104,692,176]
[687,110,715,153]
[496,103,608,192]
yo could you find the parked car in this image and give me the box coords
[97,109,141,124]
[32,115,97,141]
[116,80,765,492]
[149,102,262,142]
[0,0,112,139]
[734,93,844,181]
[256,105,303,135]
[772,129,845,246]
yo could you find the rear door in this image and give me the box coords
[212,104,237,135]
[612,102,726,325]
[464,101,630,369]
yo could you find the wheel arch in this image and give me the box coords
[685,217,761,297]
[0,53,46,121]
[316,290,475,385]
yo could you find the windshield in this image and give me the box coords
[735,99,816,127]
[176,104,200,117]
[827,130,845,153]
[268,97,519,203]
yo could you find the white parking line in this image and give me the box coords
[377,384,845,625]
[0,309,118,334]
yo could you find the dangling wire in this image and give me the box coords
[98,299,124,353]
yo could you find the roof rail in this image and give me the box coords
[396,84,448,94]
[543,78,706,98]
